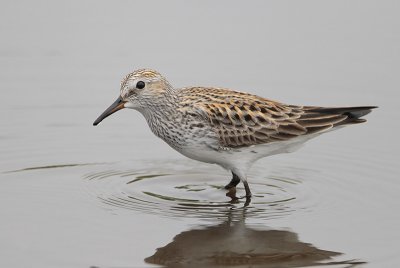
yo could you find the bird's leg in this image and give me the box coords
[243,196,251,207]
[226,187,239,203]
[242,180,252,198]
[242,180,252,207]
[224,172,241,189]
[226,171,252,206]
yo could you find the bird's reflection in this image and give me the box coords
[145,204,364,267]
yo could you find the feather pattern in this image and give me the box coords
[177,87,375,148]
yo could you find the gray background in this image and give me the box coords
[1,1,399,267]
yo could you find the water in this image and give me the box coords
[1,1,399,267]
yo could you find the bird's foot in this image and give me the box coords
[226,187,238,199]
[226,187,252,206]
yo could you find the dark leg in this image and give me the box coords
[242,180,252,198]
[224,172,241,189]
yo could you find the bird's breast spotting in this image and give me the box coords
[144,110,219,152]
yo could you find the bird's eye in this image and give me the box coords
[136,81,145,89]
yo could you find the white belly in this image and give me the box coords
[172,133,317,174]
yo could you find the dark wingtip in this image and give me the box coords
[93,119,101,126]
[346,106,378,119]
[361,106,378,110]
[311,106,378,118]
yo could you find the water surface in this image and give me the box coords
[1,1,399,267]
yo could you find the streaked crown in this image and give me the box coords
[120,69,174,109]
[120,69,164,89]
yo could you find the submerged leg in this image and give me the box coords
[242,180,252,198]
[227,170,252,206]
[224,172,241,189]
[227,171,252,197]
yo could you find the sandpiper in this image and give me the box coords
[93,69,376,200]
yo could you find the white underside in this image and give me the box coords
[177,132,323,179]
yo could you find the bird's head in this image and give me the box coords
[93,69,172,126]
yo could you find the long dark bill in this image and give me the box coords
[93,96,126,126]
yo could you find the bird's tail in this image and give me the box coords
[297,106,377,134]
[307,106,377,124]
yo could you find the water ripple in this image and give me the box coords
[81,140,399,224]
[82,163,308,220]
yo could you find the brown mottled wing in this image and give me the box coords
[179,87,352,148]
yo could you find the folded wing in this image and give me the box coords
[180,87,376,148]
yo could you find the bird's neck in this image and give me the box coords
[139,94,180,139]
[140,92,177,116]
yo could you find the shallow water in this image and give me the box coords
[1,1,400,267]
